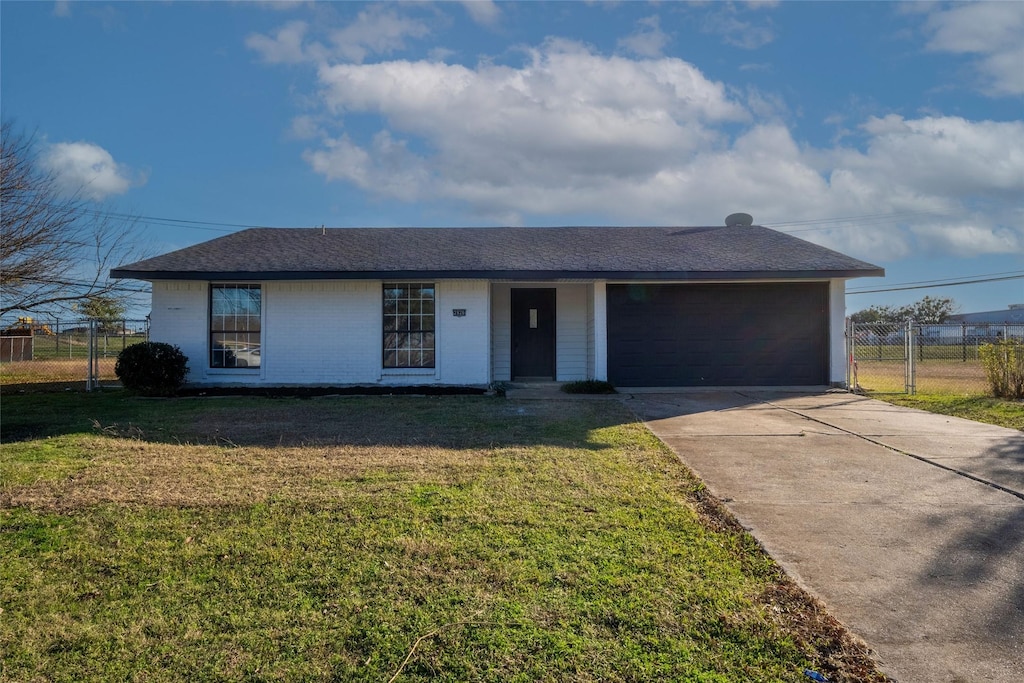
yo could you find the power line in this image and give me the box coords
[848,274,1024,294]
[763,210,948,228]
[847,270,1024,292]
[766,211,958,234]
[2,197,276,233]
[16,275,151,295]
[5,196,975,236]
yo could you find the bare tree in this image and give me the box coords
[1,120,147,316]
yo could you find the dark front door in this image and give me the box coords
[512,288,556,379]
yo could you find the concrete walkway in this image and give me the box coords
[624,390,1024,683]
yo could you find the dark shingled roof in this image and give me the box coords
[110,226,884,281]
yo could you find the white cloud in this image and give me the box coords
[849,115,1024,198]
[912,220,1022,256]
[329,6,431,63]
[42,141,143,201]
[923,2,1024,96]
[702,4,775,50]
[53,1,71,18]
[303,132,429,202]
[460,1,501,27]
[246,6,430,65]
[287,114,322,140]
[618,15,670,58]
[308,40,749,205]
[246,20,310,65]
[269,31,1021,259]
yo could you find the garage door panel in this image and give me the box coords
[607,283,828,386]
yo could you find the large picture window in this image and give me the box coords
[383,283,435,368]
[210,284,261,368]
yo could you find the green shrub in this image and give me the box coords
[114,342,189,396]
[561,379,617,394]
[979,339,1024,399]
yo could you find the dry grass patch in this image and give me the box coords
[6,436,519,510]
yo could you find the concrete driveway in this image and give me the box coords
[625,390,1024,683]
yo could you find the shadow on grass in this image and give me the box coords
[0,388,633,451]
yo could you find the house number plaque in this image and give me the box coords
[452,308,466,317]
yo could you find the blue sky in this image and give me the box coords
[2,0,1022,316]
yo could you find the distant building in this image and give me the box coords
[940,304,1024,341]
[947,304,1024,325]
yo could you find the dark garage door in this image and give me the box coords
[607,283,829,387]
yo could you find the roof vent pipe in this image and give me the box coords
[725,213,754,227]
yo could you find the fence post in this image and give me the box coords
[86,320,94,392]
[906,320,916,395]
[846,318,854,390]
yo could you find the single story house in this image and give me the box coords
[110,221,883,388]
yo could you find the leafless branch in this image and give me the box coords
[1,120,148,316]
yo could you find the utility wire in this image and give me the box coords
[848,274,1024,294]
[5,197,982,237]
[2,197,275,233]
[847,270,1024,292]
[763,210,949,228]
[761,209,1017,235]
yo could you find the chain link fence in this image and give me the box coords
[0,317,149,389]
[849,320,1022,395]
[3,315,1017,395]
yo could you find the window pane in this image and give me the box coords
[382,283,434,369]
[210,285,261,369]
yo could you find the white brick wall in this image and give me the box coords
[150,279,491,386]
[435,280,490,385]
[150,281,208,384]
[264,281,381,384]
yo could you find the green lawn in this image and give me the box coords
[1,392,883,682]
[874,394,1024,431]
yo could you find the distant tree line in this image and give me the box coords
[849,296,957,325]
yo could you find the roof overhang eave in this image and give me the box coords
[109,267,886,281]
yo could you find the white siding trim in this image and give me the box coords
[829,279,847,386]
[593,281,608,381]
